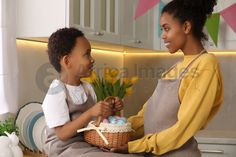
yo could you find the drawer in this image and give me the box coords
[198,143,236,157]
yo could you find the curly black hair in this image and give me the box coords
[162,0,217,41]
[47,27,84,72]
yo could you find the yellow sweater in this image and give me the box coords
[128,53,224,155]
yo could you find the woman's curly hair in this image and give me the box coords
[162,0,217,41]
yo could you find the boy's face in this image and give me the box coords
[68,37,94,78]
[160,12,188,53]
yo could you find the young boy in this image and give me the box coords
[42,28,125,157]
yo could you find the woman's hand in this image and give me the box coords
[113,97,124,112]
[110,144,128,154]
[88,101,112,118]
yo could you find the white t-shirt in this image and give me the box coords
[42,79,97,128]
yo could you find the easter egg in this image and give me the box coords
[115,116,121,119]
[108,116,115,122]
[110,119,117,124]
[120,117,127,123]
[116,119,125,125]
[102,119,109,123]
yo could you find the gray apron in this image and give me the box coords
[144,53,204,157]
[44,81,142,157]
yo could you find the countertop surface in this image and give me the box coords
[23,130,236,156]
[195,130,236,145]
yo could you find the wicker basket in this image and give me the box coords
[78,96,132,149]
[84,122,132,148]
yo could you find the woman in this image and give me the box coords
[111,0,224,156]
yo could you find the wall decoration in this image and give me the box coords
[220,3,236,34]
[205,13,220,46]
[134,1,236,47]
[135,0,160,19]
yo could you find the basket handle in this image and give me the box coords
[95,96,116,127]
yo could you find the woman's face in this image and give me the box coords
[160,12,187,53]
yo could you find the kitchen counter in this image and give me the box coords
[196,130,236,145]
[23,130,236,156]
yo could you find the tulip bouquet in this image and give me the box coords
[80,68,139,149]
[82,68,139,101]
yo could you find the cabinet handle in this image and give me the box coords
[134,40,142,44]
[94,31,104,36]
[200,149,224,154]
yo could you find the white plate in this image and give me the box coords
[33,116,46,152]
[23,111,38,150]
[27,111,44,151]
[15,102,42,148]
[41,125,47,153]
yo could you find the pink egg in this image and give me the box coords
[115,116,121,119]
[102,119,109,123]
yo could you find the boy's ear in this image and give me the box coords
[183,21,192,34]
[61,55,71,69]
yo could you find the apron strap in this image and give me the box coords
[60,81,73,120]
[161,61,181,78]
[161,49,206,79]
[63,81,89,103]
[179,49,206,79]
[61,80,89,121]
[62,81,71,106]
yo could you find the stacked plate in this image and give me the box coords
[15,102,47,152]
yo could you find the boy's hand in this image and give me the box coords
[89,101,112,118]
[113,97,124,112]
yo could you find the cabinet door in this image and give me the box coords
[16,0,67,38]
[206,0,236,50]
[120,0,159,49]
[70,0,121,44]
[199,143,236,157]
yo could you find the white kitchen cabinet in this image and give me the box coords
[16,0,236,50]
[120,0,161,50]
[196,130,236,157]
[16,0,121,44]
[16,0,68,38]
[70,0,121,44]
[199,143,236,157]
[16,0,161,48]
